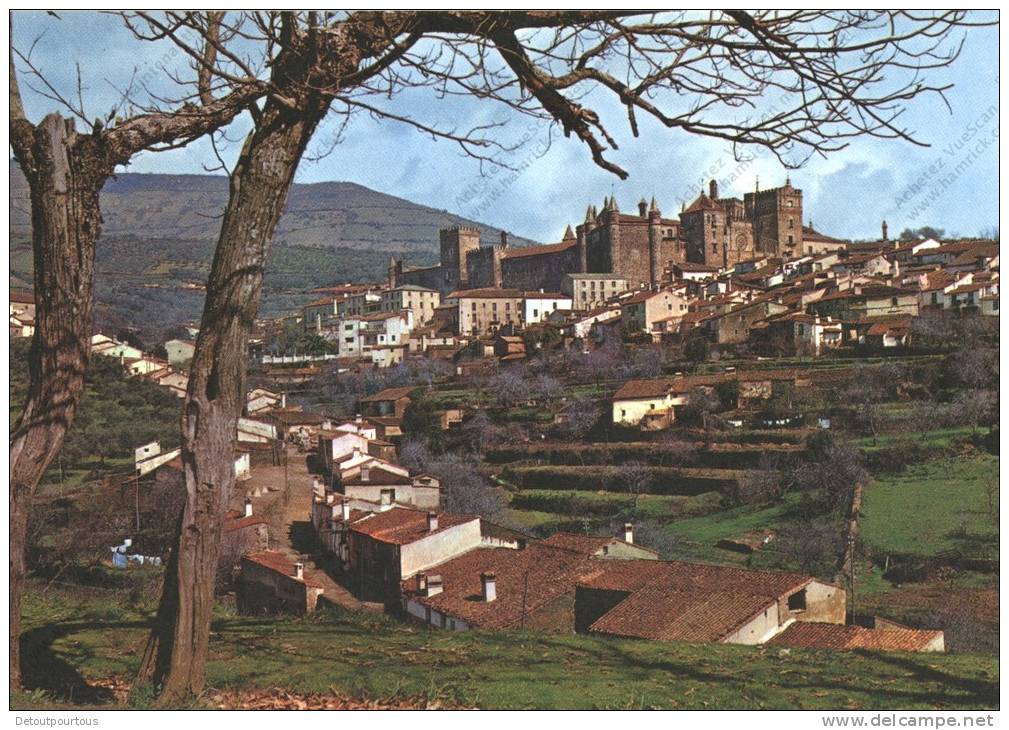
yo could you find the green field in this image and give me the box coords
[861,455,999,560]
[659,492,811,563]
[16,586,998,710]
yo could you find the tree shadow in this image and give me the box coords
[20,619,148,705]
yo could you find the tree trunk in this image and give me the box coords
[9,115,109,689]
[137,99,329,703]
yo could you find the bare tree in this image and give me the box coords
[8,13,265,689]
[655,432,699,468]
[13,8,982,700]
[619,460,653,511]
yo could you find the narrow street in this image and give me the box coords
[235,444,365,610]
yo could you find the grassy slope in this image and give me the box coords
[861,455,999,560]
[17,588,998,711]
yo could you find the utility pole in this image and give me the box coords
[135,473,141,533]
[848,534,857,623]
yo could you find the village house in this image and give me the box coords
[358,385,417,421]
[339,464,442,511]
[767,621,944,653]
[238,551,325,615]
[619,289,690,336]
[380,284,441,326]
[807,285,919,321]
[343,507,482,604]
[91,333,143,360]
[448,288,524,336]
[523,291,573,325]
[750,312,842,357]
[703,297,790,345]
[401,531,658,633]
[575,559,845,646]
[246,387,285,414]
[164,338,196,367]
[220,500,270,576]
[561,273,630,311]
[9,290,35,338]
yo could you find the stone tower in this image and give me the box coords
[439,226,481,291]
[647,197,662,286]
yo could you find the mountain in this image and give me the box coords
[9,164,538,338]
[9,163,535,253]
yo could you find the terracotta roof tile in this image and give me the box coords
[401,543,597,630]
[767,622,943,652]
[501,240,577,259]
[350,507,478,546]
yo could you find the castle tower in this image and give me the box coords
[647,199,662,286]
[439,226,481,291]
[388,256,400,289]
[638,198,648,217]
[881,220,889,242]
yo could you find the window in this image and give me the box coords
[931,292,938,305]
[787,199,794,208]
[891,297,898,306]
[787,235,794,245]
[787,589,807,612]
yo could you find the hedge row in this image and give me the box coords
[500,465,740,496]
[486,443,803,469]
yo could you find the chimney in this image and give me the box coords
[480,572,497,602]
[355,413,363,425]
[325,493,335,505]
[623,522,634,544]
[294,562,304,581]
[709,179,719,199]
[426,574,444,597]
[426,512,439,532]
[244,499,253,518]
[341,500,351,522]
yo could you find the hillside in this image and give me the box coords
[9,163,536,253]
[16,584,999,710]
[9,163,538,336]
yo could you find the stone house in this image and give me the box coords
[574,559,845,646]
[401,531,658,633]
[164,338,196,367]
[562,273,630,311]
[619,289,690,335]
[345,507,482,604]
[339,465,441,511]
[358,385,417,420]
[380,285,440,327]
[238,551,325,615]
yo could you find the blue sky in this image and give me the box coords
[11,11,1000,243]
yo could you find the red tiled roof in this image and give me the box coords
[223,509,268,533]
[359,386,417,402]
[588,584,776,642]
[243,550,325,588]
[341,464,412,487]
[350,507,477,545]
[767,622,943,652]
[401,542,598,630]
[579,559,814,643]
[9,290,35,304]
[501,240,577,259]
